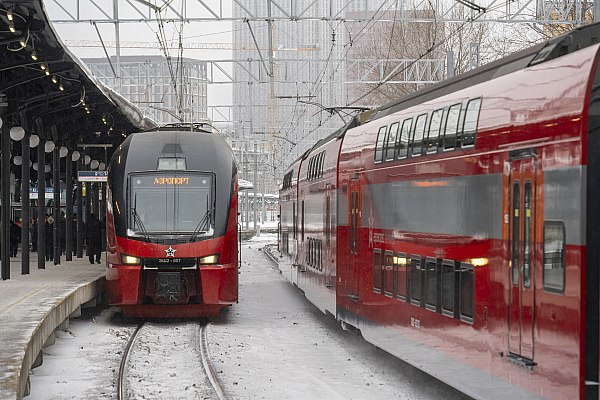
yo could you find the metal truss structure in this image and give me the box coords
[46,0,600,193]
[48,0,598,25]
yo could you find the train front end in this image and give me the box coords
[105,128,238,317]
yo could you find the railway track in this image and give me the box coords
[117,321,227,400]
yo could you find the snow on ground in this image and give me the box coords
[209,233,467,400]
[28,233,467,400]
[28,308,136,400]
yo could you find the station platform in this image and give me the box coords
[0,251,106,400]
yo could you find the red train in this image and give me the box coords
[279,23,600,399]
[106,125,238,317]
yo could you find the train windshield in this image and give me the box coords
[127,172,214,238]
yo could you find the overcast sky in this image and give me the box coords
[44,0,235,107]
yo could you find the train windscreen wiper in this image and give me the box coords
[189,209,213,242]
[131,194,151,242]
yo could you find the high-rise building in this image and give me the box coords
[83,56,208,125]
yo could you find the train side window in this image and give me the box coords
[425,109,444,154]
[443,103,461,151]
[511,181,520,286]
[424,257,438,311]
[374,126,388,164]
[441,260,456,317]
[293,202,296,239]
[411,113,428,157]
[319,152,325,178]
[373,249,382,294]
[383,251,394,297]
[318,240,323,271]
[461,98,481,148]
[385,122,400,162]
[459,263,475,323]
[395,253,408,301]
[397,118,412,159]
[543,221,566,293]
[410,255,422,306]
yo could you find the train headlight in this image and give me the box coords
[198,254,219,265]
[121,254,141,265]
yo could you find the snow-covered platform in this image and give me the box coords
[0,253,106,400]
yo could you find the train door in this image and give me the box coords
[291,200,299,286]
[508,156,537,362]
[324,184,333,288]
[348,178,361,299]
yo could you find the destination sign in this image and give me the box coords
[78,171,108,182]
[153,177,190,185]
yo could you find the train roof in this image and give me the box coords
[372,22,600,121]
[144,122,215,134]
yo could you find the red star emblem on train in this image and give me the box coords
[164,246,177,258]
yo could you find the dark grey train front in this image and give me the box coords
[105,128,240,318]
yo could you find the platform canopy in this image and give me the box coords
[0,0,157,146]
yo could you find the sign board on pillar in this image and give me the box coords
[78,171,108,182]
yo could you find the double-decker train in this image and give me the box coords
[279,23,600,399]
[106,124,238,317]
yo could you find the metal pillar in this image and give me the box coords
[37,134,45,269]
[253,142,257,231]
[447,51,455,79]
[65,149,73,261]
[262,185,266,224]
[52,146,60,265]
[76,158,83,258]
[21,131,30,274]
[244,191,249,231]
[0,98,10,280]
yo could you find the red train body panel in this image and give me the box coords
[106,127,238,317]
[279,24,600,399]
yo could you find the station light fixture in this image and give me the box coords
[7,8,13,21]
[40,63,46,71]
[8,21,15,33]
[59,81,64,91]
[51,75,58,84]
[30,50,37,60]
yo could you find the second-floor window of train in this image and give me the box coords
[461,98,482,147]
[385,122,399,161]
[374,126,388,163]
[397,118,412,159]
[425,109,444,154]
[411,113,428,157]
[443,104,461,150]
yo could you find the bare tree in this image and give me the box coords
[346,8,445,106]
